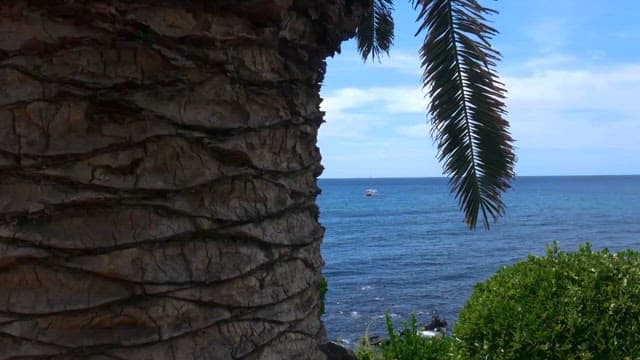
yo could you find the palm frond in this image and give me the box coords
[413,0,516,229]
[356,0,395,61]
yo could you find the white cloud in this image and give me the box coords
[332,50,423,76]
[319,86,428,139]
[395,123,429,138]
[322,87,427,115]
[524,18,571,53]
[322,60,640,152]
[321,34,640,177]
[612,28,640,40]
[507,65,640,106]
[370,51,423,76]
[318,136,440,178]
[520,54,575,71]
[504,63,640,151]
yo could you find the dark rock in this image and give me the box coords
[424,313,448,332]
[367,335,386,346]
[320,341,358,360]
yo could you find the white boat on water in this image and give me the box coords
[417,330,439,338]
[365,189,379,197]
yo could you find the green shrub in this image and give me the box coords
[455,242,640,359]
[355,331,380,360]
[355,313,457,360]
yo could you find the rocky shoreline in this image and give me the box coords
[321,314,448,359]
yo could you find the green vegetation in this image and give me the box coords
[355,313,456,360]
[355,1,515,230]
[456,243,640,359]
[355,243,640,359]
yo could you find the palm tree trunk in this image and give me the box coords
[0,1,362,358]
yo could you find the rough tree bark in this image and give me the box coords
[0,1,363,358]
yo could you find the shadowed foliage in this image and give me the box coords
[357,0,395,61]
[356,0,515,229]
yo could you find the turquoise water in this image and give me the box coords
[318,176,640,344]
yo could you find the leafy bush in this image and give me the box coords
[455,242,640,359]
[355,313,456,360]
[355,332,380,360]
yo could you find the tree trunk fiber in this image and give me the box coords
[0,1,362,358]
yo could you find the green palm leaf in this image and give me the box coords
[414,0,515,229]
[357,0,395,61]
[356,0,515,229]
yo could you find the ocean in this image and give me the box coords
[318,176,640,345]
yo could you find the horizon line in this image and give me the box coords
[319,174,640,180]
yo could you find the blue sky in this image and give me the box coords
[319,1,640,178]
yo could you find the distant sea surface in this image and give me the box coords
[318,176,640,345]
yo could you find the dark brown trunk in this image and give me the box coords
[0,1,362,358]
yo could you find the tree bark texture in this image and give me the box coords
[0,1,362,358]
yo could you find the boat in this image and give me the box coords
[417,330,439,338]
[364,189,379,197]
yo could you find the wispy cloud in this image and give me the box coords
[318,1,640,177]
[320,86,428,139]
[332,50,423,76]
[322,59,640,165]
[395,123,429,138]
[371,51,423,76]
[610,25,640,40]
[506,64,640,111]
[505,63,640,151]
[524,18,572,53]
[318,84,439,177]
[519,54,576,71]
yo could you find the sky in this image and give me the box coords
[318,1,640,178]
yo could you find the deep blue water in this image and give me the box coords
[318,176,640,345]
